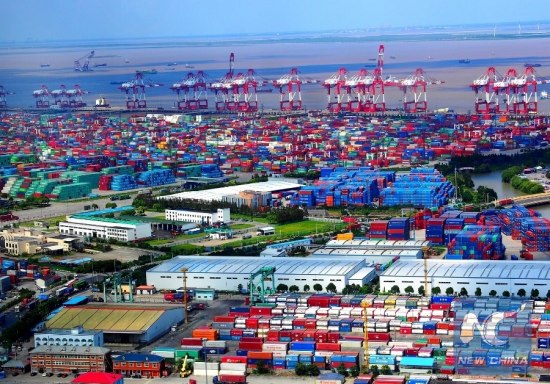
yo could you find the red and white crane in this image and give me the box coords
[66,84,88,108]
[32,85,51,108]
[323,67,348,112]
[171,71,209,111]
[232,69,259,112]
[0,86,14,108]
[118,71,162,109]
[51,85,70,108]
[493,68,517,114]
[273,68,303,111]
[470,67,501,114]
[398,68,443,113]
[210,53,236,112]
[509,66,540,114]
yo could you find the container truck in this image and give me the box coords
[0,212,19,222]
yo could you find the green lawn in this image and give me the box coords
[229,223,254,230]
[230,213,269,223]
[20,215,67,228]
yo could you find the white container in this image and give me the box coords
[263,343,288,352]
[220,363,247,372]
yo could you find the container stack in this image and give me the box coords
[136,169,176,187]
[443,217,465,243]
[111,174,138,191]
[446,225,505,260]
[387,218,410,241]
[369,221,388,239]
[413,209,433,230]
[426,218,446,245]
[521,217,550,252]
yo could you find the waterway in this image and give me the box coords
[470,171,550,219]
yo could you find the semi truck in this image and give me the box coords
[212,375,246,384]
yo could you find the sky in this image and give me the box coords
[1,0,550,42]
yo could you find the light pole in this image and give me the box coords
[361,301,370,372]
[181,267,188,324]
[202,338,208,384]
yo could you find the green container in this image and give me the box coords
[175,349,200,360]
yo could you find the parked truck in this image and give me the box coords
[0,212,19,222]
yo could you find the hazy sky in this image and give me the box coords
[2,0,550,42]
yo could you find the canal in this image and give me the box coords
[470,171,550,219]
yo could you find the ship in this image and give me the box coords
[524,63,542,67]
[94,63,107,67]
[110,81,124,85]
[40,64,50,68]
[167,62,177,66]
[459,59,471,64]
[256,88,273,93]
[95,96,109,108]
[139,69,158,75]
[184,64,195,69]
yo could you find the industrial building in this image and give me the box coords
[112,353,166,379]
[59,216,151,242]
[30,345,111,375]
[0,229,81,256]
[380,259,550,296]
[312,239,427,264]
[34,326,104,348]
[159,180,302,208]
[45,304,183,345]
[165,208,230,225]
[146,256,376,292]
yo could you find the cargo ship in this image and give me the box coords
[524,63,542,67]
[139,69,158,75]
[93,63,107,67]
[459,59,471,64]
[40,64,50,68]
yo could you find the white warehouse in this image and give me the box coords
[165,208,230,225]
[147,256,377,292]
[59,216,151,242]
[380,259,550,296]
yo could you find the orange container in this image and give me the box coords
[247,351,272,360]
[191,329,219,341]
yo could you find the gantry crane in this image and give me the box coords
[399,68,443,113]
[273,68,303,111]
[74,50,95,72]
[32,85,51,108]
[323,67,348,112]
[0,86,14,108]
[248,266,276,304]
[171,71,209,111]
[118,71,163,109]
[470,67,501,114]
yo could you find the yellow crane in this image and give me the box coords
[361,300,371,371]
[179,354,192,378]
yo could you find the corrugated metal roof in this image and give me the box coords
[149,256,368,276]
[382,259,550,280]
[159,181,302,202]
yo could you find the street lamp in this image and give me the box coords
[181,267,188,324]
[361,301,370,372]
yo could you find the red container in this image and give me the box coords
[315,330,329,343]
[368,332,391,341]
[221,356,248,364]
[328,332,340,342]
[305,319,317,329]
[266,330,279,342]
[214,316,237,323]
[230,329,243,336]
[180,338,203,346]
[247,351,272,360]
[250,307,272,316]
[240,337,262,343]
[218,374,246,383]
[238,341,263,351]
[317,342,341,351]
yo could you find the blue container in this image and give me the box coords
[290,342,315,352]
[236,349,248,357]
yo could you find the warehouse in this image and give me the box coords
[59,216,151,241]
[380,259,550,296]
[45,304,183,345]
[313,239,425,265]
[165,208,230,225]
[159,180,302,207]
[146,256,376,292]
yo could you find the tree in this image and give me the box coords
[404,286,414,295]
[289,285,299,293]
[547,290,550,299]
[502,290,510,297]
[460,287,468,297]
[432,287,441,295]
[326,283,337,294]
[489,290,497,297]
[253,360,270,375]
[303,284,310,293]
[445,287,454,296]
[336,363,349,377]
[313,284,323,292]
[237,284,243,294]
[380,365,392,375]
[530,289,539,298]
[306,364,320,376]
[390,285,400,294]
[91,203,99,211]
[517,288,526,297]
[349,365,360,377]
[105,202,117,209]
[295,363,307,376]
[475,287,482,297]
[370,365,380,377]
[276,284,288,292]
[418,286,425,296]
[135,206,146,215]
